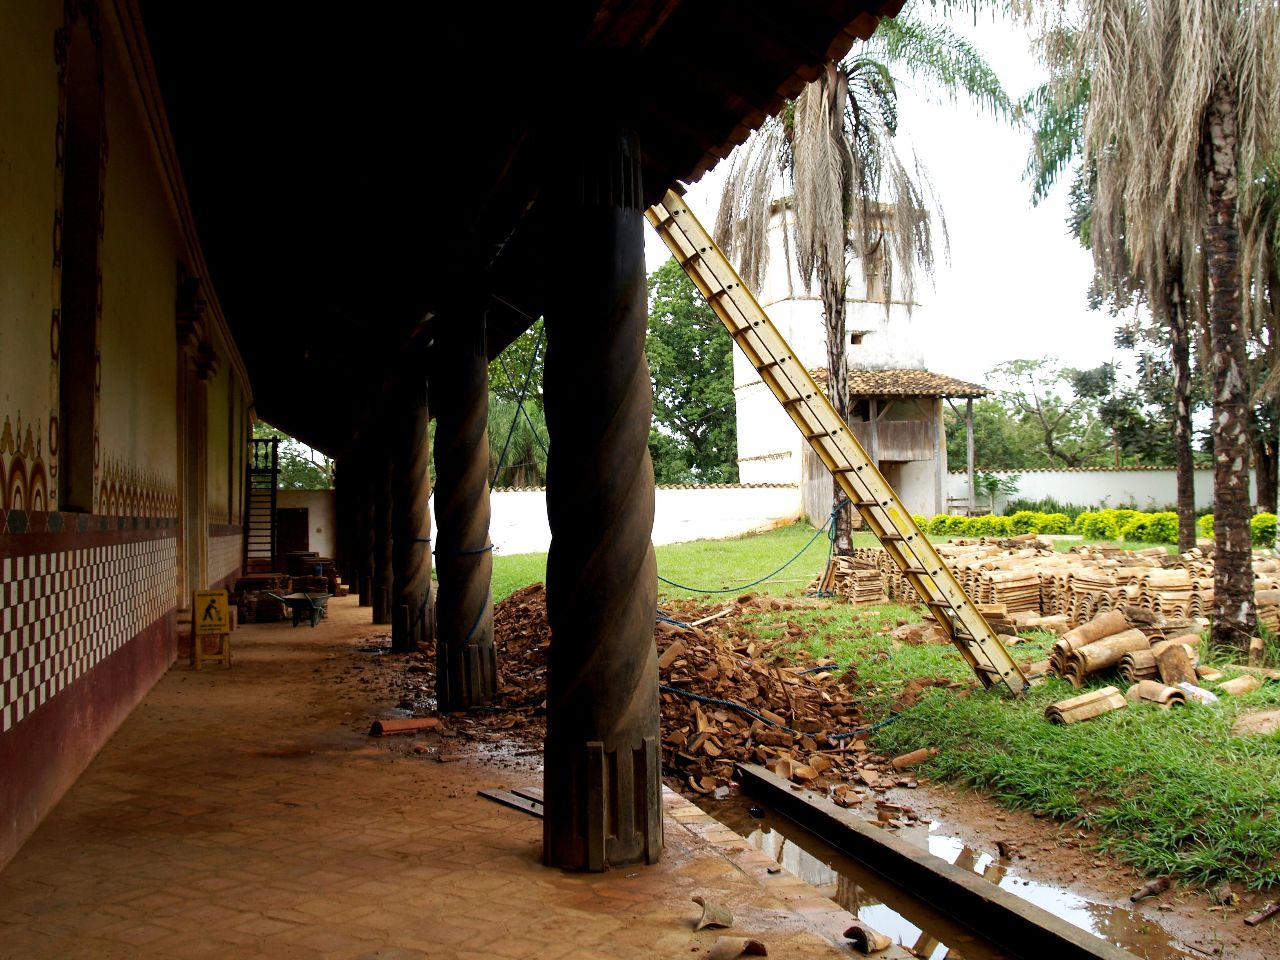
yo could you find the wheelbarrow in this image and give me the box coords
[267,591,331,628]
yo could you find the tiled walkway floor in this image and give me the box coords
[0,596,889,959]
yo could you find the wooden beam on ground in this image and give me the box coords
[736,763,1138,960]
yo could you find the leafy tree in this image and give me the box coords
[986,358,1111,468]
[487,397,546,488]
[646,258,737,483]
[944,397,1048,470]
[489,318,544,411]
[714,1,1010,553]
[252,421,333,489]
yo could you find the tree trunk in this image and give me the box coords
[1167,272,1197,552]
[1203,80,1256,651]
[1250,403,1278,513]
[821,263,851,554]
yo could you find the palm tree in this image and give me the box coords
[1024,24,1202,553]
[714,4,1010,554]
[1066,0,1280,651]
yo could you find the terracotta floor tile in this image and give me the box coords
[0,598,874,960]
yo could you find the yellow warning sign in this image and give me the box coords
[194,590,230,636]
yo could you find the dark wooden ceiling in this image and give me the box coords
[136,1,902,455]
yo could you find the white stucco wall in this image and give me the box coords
[450,484,802,557]
[945,468,1260,514]
[277,488,337,556]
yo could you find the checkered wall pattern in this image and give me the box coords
[0,536,176,733]
[208,532,242,586]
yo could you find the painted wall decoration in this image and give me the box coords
[208,532,242,586]
[97,455,177,518]
[0,417,51,513]
[0,532,176,733]
[50,0,107,514]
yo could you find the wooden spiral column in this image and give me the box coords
[433,322,497,709]
[358,452,375,607]
[391,377,434,653]
[372,447,393,626]
[542,125,661,870]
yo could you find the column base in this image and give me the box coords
[543,736,662,871]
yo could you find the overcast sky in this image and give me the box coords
[644,7,1128,388]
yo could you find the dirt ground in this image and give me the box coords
[352,585,1280,960]
[351,624,1280,959]
[883,782,1280,959]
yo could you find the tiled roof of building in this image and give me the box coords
[810,367,988,398]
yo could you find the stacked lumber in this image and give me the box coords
[1045,686,1127,724]
[812,556,884,603]
[978,604,1017,639]
[238,591,285,623]
[233,572,289,623]
[234,572,289,592]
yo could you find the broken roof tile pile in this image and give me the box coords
[443,585,960,802]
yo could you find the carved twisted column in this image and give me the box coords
[542,126,661,870]
[391,377,434,653]
[433,322,497,709]
[358,450,375,608]
[372,448,393,625]
[353,445,373,609]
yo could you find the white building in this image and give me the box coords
[732,201,985,521]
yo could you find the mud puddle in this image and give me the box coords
[704,795,1200,960]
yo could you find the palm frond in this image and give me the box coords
[866,10,1014,120]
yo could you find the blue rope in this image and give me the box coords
[491,322,546,491]
[656,498,850,595]
[659,682,899,741]
[499,353,549,456]
[656,609,690,628]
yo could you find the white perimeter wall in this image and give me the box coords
[441,484,802,557]
[945,469,1260,514]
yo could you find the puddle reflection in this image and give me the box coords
[709,797,1199,960]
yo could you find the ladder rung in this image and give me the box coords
[645,187,1027,697]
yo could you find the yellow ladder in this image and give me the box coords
[645,189,1028,696]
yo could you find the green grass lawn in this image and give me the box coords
[492,522,881,603]
[491,520,1280,887]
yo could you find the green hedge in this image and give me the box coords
[923,511,1062,539]
[917,508,1280,545]
[1194,513,1276,546]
